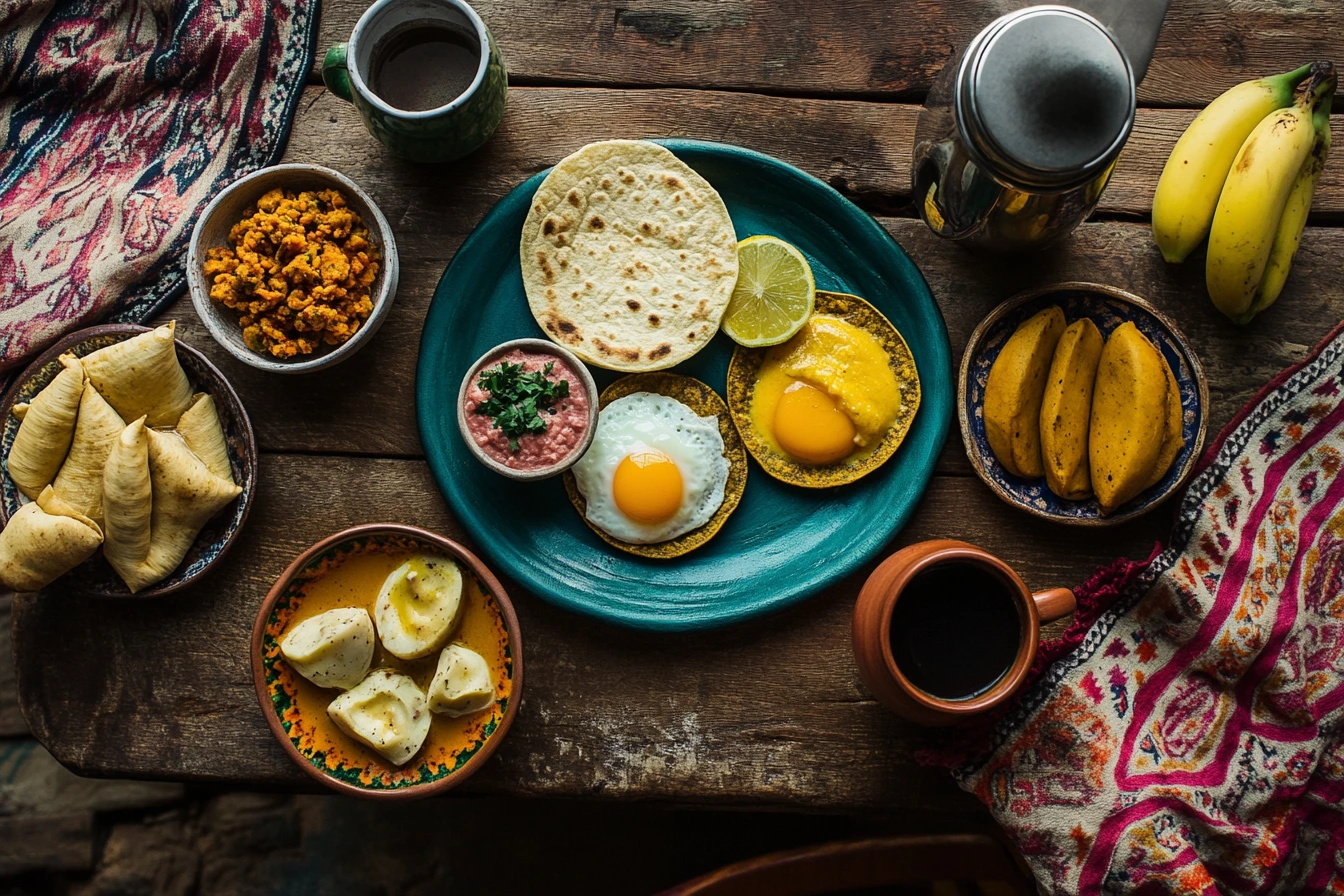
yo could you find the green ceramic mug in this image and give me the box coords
[322,0,508,163]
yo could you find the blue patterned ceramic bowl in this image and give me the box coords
[0,324,257,596]
[958,283,1208,526]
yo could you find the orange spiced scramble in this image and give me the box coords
[203,188,380,359]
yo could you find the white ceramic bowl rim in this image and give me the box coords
[186,162,399,374]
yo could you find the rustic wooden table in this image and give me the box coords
[11,0,1344,821]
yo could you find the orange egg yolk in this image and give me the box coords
[772,379,857,464]
[612,450,685,523]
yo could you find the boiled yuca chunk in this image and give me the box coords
[428,644,494,717]
[1142,353,1186,491]
[327,669,431,766]
[1089,323,1170,515]
[374,556,464,660]
[280,608,376,690]
[1039,318,1104,501]
[983,306,1066,478]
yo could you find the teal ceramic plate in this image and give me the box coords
[416,139,952,631]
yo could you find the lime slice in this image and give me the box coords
[721,235,816,347]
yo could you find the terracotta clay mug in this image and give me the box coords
[852,539,1075,726]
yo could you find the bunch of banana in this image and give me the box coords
[984,307,1183,515]
[1152,62,1336,324]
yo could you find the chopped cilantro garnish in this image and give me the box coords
[473,360,571,452]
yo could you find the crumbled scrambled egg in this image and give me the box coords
[203,188,381,359]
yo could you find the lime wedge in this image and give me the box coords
[721,235,816,347]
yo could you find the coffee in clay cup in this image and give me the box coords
[852,539,1075,726]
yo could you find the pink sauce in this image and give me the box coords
[464,349,591,470]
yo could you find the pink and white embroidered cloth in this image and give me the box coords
[957,323,1344,893]
[0,0,318,371]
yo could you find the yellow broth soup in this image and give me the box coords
[264,548,513,788]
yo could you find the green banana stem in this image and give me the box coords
[1265,62,1316,93]
[1235,65,1335,325]
[1305,76,1334,180]
[1318,81,1337,129]
[1299,61,1338,111]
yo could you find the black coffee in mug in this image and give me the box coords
[888,560,1023,700]
[370,21,480,112]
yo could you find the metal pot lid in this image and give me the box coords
[960,6,1136,189]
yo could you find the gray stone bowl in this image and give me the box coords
[186,163,399,374]
[457,339,599,482]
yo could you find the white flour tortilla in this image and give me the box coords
[521,140,739,372]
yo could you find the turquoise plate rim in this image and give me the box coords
[415,138,952,631]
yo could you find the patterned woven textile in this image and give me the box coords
[0,0,319,371]
[956,323,1344,894]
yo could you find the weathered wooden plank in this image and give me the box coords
[80,806,199,895]
[76,795,1002,894]
[12,458,1160,812]
[313,0,1344,107]
[0,594,26,736]
[0,740,182,815]
[0,812,92,875]
[274,87,1344,218]
[164,90,1344,459]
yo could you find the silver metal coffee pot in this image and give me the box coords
[912,2,1168,252]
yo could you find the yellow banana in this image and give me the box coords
[1234,89,1333,324]
[1206,65,1335,321]
[1152,64,1311,264]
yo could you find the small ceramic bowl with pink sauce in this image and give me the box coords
[457,338,599,482]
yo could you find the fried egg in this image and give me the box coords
[570,393,729,544]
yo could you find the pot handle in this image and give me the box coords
[322,44,354,103]
[1032,587,1077,624]
[1069,0,1169,84]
